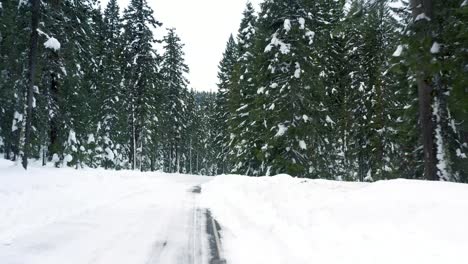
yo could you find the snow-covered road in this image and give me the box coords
[3,161,468,264]
[0,164,213,264]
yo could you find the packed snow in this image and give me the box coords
[202,175,468,264]
[44,37,61,51]
[0,160,211,264]
[2,160,467,264]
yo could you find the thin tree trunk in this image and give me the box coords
[131,103,136,170]
[418,79,437,180]
[189,138,192,174]
[23,0,41,169]
[411,0,437,180]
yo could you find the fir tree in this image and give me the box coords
[122,0,162,170]
[254,0,322,176]
[229,2,261,176]
[214,35,238,174]
[160,28,189,173]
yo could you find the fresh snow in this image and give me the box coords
[325,115,335,124]
[305,30,315,45]
[202,175,468,264]
[430,42,441,54]
[1,161,468,264]
[415,13,431,22]
[284,19,291,32]
[294,62,301,78]
[298,140,307,150]
[393,45,404,57]
[275,124,288,137]
[298,18,305,29]
[18,0,28,9]
[0,161,211,264]
[67,130,76,144]
[265,33,291,54]
[44,37,61,51]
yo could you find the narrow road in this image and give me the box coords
[0,175,214,264]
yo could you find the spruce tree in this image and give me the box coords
[229,2,261,176]
[214,35,238,174]
[160,28,189,173]
[254,0,321,176]
[99,0,124,169]
[122,0,162,170]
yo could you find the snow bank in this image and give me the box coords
[202,175,468,264]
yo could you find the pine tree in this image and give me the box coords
[229,2,261,176]
[0,0,29,160]
[122,0,162,170]
[214,35,238,174]
[403,0,468,181]
[99,0,124,169]
[160,28,189,173]
[254,0,321,176]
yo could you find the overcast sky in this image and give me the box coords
[101,0,262,92]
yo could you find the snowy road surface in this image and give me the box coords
[3,161,468,264]
[0,165,213,264]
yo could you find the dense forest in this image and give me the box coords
[0,0,466,182]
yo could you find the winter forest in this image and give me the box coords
[0,0,467,182]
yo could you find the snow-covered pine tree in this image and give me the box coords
[289,0,347,179]
[98,0,124,169]
[402,0,468,181]
[254,0,320,177]
[229,2,262,176]
[339,1,403,181]
[160,28,189,173]
[214,35,238,174]
[0,0,30,160]
[122,0,162,170]
[427,0,468,182]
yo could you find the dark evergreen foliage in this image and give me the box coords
[0,0,466,182]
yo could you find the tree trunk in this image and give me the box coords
[411,0,437,180]
[418,79,437,180]
[23,0,41,169]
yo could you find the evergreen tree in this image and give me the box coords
[229,2,261,176]
[254,0,322,176]
[160,28,189,173]
[99,0,124,169]
[402,0,468,181]
[214,35,238,174]
[122,0,162,170]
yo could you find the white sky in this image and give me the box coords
[102,0,262,92]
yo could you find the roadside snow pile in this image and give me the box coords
[0,160,179,244]
[202,175,468,264]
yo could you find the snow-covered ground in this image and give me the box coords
[1,160,467,264]
[0,160,211,264]
[202,175,468,264]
